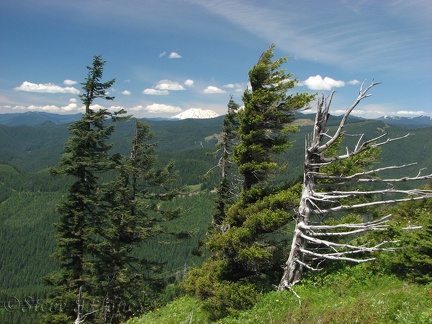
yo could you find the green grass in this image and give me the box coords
[126,295,209,324]
[126,266,432,324]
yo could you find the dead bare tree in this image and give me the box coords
[73,286,102,324]
[278,81,432,293]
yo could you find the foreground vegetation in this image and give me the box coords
[127,264,432,323]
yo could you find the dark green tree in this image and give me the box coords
[185,45,313,320]
[92,120,179,323]
[43,55,126,323]
[213,96,240,228]
[234,44,314,193]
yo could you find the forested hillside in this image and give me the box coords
[0,113,431,323]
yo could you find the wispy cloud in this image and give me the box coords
[223,83,244,93]
[347,80,360,85]
[135,103,182,114]
[189,0,431,75]
[14,81,80,94]
[142,88,169,95]
[332,103,431,118]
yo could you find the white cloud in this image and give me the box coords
[337,103,391,118]
[168,52,182,59]
[14,81,80,94]
[159,51,167,57]
[64,79,77,86]
[62,98,78,111]
[122,90,131,95]
[395,110,428,116]
[27,104,61,112]
[347,80,360,85]
[88,104,106,111]
[223,83,244,92]
[222,83,242,89]
[132,103,182,114]
[14,98,82,113]
[302,75,345,91]
[155,80,185,91]
[107,105,126,112]
[142,88,169,95]
[204,86,226,94]
[184,79,194,87]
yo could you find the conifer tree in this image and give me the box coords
[213,96,240,228]
[185,45,313,320]
[234,44,314,193]
[92,120,178,323]
[43,55,126,323]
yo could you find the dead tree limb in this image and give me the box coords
[278,81,432,292]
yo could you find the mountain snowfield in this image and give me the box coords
[171,108,219,119]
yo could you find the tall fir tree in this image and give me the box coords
[185,45,314,320]
[213,96,240,228]
[92,120,179,323]
[43,55,126,323]
[234,44,314,195]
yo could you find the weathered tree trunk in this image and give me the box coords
[278,81,432,292]
[278,94,327,291]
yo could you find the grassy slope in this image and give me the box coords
[127,266,432,323]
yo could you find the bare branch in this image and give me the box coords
[315,195,432,214]
[299,215,391,236]
[278,81,428,294]
[312,188,432,201]
[300,248,376,263]
[312,163,418,180]
[300,233,395,254]
[319,133,410,163]
[316,81,381,153]
[296,259,321,271]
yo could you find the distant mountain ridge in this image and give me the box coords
[377,115,432,128]
[0,112,82,126]
[1,111,431,128]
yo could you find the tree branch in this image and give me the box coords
[314,195,432,214]
[316,81,381,153]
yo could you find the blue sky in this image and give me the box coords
[0,0,431,118]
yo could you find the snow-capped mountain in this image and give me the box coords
[171,108,220,120]
[378,115,432,128]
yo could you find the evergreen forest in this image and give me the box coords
[0,50,431,323]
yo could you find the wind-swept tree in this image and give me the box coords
[278,81,432,294]
[43,55,126,323]
[185,45,313,320]
[234,44,314,193]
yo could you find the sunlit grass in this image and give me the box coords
[127,265,432,324]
